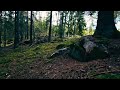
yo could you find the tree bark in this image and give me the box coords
[73,18,76,36]
[59,11,64,38]
[26,11,29,39]
[14,11,19,49]
[3,25,6,47]
[30,11,33,45]
[48,11,52,42]
[94,11,120,38]
[0,11,2,48]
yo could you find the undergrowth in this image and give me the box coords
[0,37,79,79]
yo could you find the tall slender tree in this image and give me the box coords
[0,11,2,48]
[59,11,64,38]
[26,11,29,39]
[30,11,33,44]
[7,11,14,41]
[14,11,20,49]
[3,11,7,47]
[32,11,35,40]
[48,11,52,42]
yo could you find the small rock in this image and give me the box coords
[6,75,11,79]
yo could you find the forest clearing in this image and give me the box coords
[0,11,120,79]
[0,37,120,79]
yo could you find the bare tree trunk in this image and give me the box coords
[30,11,33,45]
[94,11,120,38]
[14,11,19,49]
[26,11,29,39]
[0,11,2,48]
[48,11,52,42]
[59,11,64,38]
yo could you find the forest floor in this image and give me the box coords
[0,37,120,79]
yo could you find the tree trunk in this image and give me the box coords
[73,19,76,36]
[63,12,66,37]
[0,11,2,48]
[59,11,64,38]
[0,11,2,47]
[30,11,33,45]
[48,11,52,42]
[26,11,29,39]
[19,11,25,42]
[3,25,6,47]
[14,11,19,49]
[67,23,70,37]
[94,11,120,38]
[33,13,35,41]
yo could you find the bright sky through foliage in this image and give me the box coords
[36,11,120,30]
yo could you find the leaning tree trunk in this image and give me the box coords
[94,11,120,38]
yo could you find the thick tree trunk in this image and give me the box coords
[48,11,52,42]
[94,11,120,38]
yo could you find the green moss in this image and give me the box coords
[0,68,9,79]
[0,58,11,64]
[69,43,86,62]
[0,37,81,78]
[95,73,120,79]
[56,44,70,49]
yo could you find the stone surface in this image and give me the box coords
[49,48,69,59]
[69,35,109,62]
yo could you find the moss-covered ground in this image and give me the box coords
[0,37,120,79]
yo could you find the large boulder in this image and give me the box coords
[49,35,110,62]
[69,35,109,62]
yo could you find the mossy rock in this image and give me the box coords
[68,35,109,62]
[69,44,109,62]
[86,46,109,61]
[69,43,86,62]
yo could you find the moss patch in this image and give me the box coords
[69,43,86,62]
[95,73,120,79]
[0,37,80,79]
